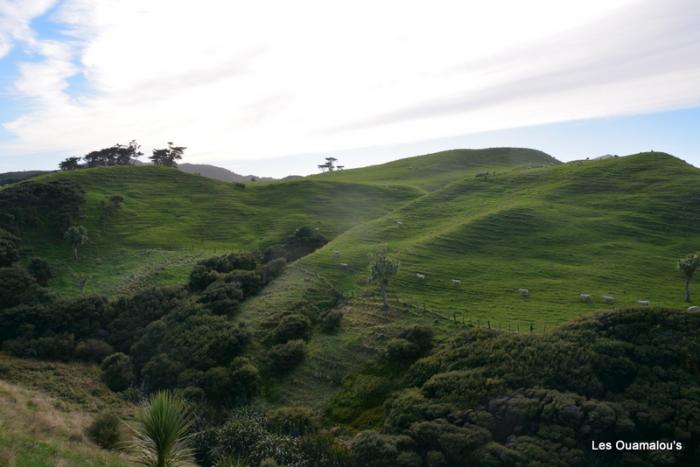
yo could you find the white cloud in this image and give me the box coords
[1,0,699,169]
[0,0,57,57]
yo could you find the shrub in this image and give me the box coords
[142,353,183,390]
[399,325,433,354]
[262,258,286,283]
[271,313,311,343]
[189,265,219,292]
[101,352,134,392]
[0,266,48,310]
[267,406,320,436]
[85,412,122,450]
[0,228,20,267]
[268,340,306,373]
[350,431,415,467]
[229,357,260,403]
[75,338,114,363]
[321,309,343,333]
[26,258,52,286]
[199,280,243,315]
[386,338,421,363]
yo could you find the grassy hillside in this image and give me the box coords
[297,152,700,329]
[0,354,131,466]
[17,165,418,296]
[312,147,559,191]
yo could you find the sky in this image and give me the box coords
[0,0,699,176]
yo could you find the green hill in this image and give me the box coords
[312,147,559,191]
[297,151,700,327]
[15,165,419,296]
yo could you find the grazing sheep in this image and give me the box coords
[416,273,426,280]
[580,293,592,303]
[518,288,529,297]
[602,295,615,304]
[638,300,650,306]
[688,306,700,312]
[396,220,403,225]
[451,279,461,286]
[339,263,349,269]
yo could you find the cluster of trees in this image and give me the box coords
[59,140,186,170]
[0,223,335,410]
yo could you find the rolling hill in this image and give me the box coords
[178,163,274,183]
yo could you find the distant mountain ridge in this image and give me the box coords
[0,170,52,186]
[178,163,274,183]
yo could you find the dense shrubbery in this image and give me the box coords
[342,309,700,466]
[267,406,320,437]
[101,352,134,391]
[26,257,52,286]
[197,408,351,467]
[0,228,20,266]
[0,179,84,236]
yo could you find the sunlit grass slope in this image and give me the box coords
[21,165,419,295]
[300,152,700,327]
[312,147,559,191]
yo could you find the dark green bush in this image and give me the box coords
[100,352,134,392]
[141,353,183,390]
[85,412,122,450]
[268,340,306,373]
[271,313,311,343]
[199,280,243,315]
[0,228,20,267]
[75,338,114,363]
[262,258,286,283]
[0,266,48,310]
[26,258,52,286]
[386,338,421,363]
[267,406,320,436]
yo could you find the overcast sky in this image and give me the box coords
[1,0,699,176]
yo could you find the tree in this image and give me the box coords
[129,391,195,467]
[678,253,700,303]
[59,156,82,171]
[150,142,186,167]
[318,156,339,172]
[101,352,135,391]
[64,225,88,261]
[368,249,399,310]
[116,140,143,165]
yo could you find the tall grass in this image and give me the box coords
[129,391,195,467]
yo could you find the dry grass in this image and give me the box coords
[0,359,132,466]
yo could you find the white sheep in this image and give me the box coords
[339,263,349,269]
[518,288,529,297]
[580,293,592,303]
[638,300,650,306]
[602,295,615,304]
[688,306,700,312]
[416,273,426,280]
[451,279,461,286]
[396,220,403,225]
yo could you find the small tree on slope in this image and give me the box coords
[64,225,88,261]
[369,249,399,311]
[679,253,700,303]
